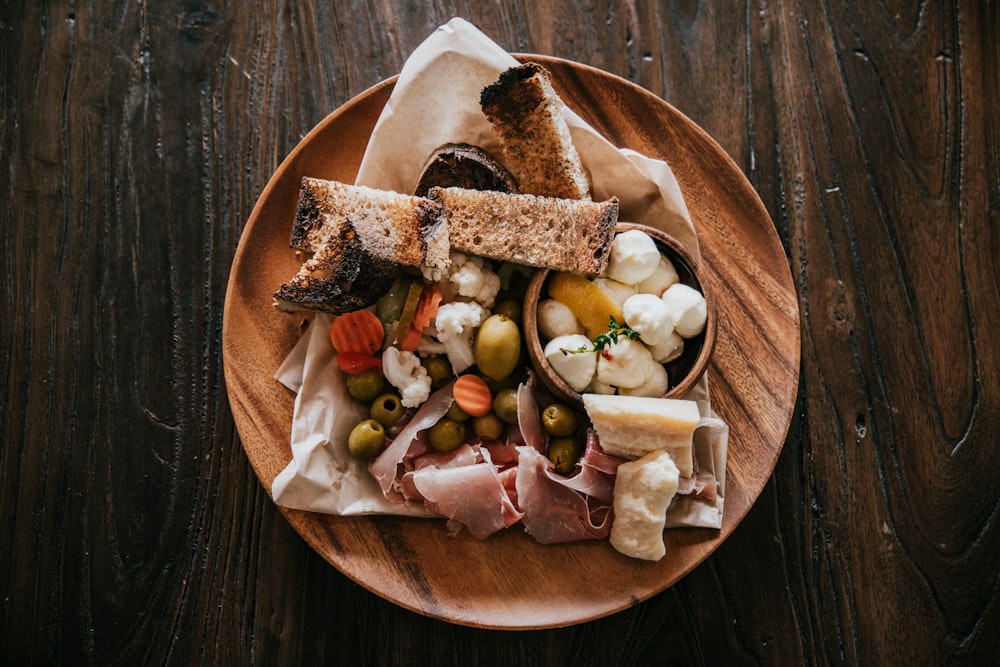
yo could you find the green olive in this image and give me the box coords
[348,419,386,460]
[492,296,523,325]
[370,393,405,427]
[421,354,453,388]
[547,436,584,474]
[493,387,520,424]
[446,402,471,423]
[428,418,467,452]
[541,403,579,437]
[472,412,504,440]
[346,368,385,402]
[474,314,521,381]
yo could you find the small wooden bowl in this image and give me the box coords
[523,222,717,405]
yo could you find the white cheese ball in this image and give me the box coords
[636,256,679,296]
[596,337,655,389]
[536,299,585,340]
[609,450,680,561]
[585,376,617,395]
[619,358,669,397]
[607,230,661,285]
[591,278,636,311]
[544,334,597,392]
[661,283,707,338]
[622,293,674,347]
[648,331,685,363]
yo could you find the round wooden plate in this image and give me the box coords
[223,55,800,629]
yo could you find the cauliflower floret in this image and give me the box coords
[381,347,432,408]
[544,334,597,392]
[622,293,674,347]
[433,301,487,373]
[596,337,655,389]
[536,299,584,339]
[439,252,501,307]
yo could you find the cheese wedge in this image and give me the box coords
[581,394,699,475]
[610,450,680,561]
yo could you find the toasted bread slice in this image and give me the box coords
[480,63,591,201]
[429,186,617,277]
[274,178,448,315]
[414,143,518,196]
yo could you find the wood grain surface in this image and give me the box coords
[2,0,997,664]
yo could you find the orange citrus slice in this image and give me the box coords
[547,272,623,339]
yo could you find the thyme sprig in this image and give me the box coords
[560,316,640,355]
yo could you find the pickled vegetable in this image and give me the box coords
[348,419,386,460]
[370,393,405,427]
[547,436,583,474]
[474,314,521,381]
[346,368,385,402]
[428,418,466,452]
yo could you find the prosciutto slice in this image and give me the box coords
[406,448,522,539]
[368,383,454,500]
[514,445,612,544]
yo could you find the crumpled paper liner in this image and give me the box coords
[271,17,728,530]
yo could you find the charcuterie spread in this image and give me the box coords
[269,19,729,561]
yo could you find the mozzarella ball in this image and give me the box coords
[544,334,597,392]
[619,359,669,397]
[636,256,679,296]
[537,299,584,340]
[648,331,685,363]
[661,283,707,338]
[622,293,674,347]
[607,230,660,284]
[596,337,655,389]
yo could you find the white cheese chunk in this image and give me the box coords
[610,450,680,561]
[536,299,585,339]
[595,337,654,389]
[661,283,707,338]
[581,394,699,475]
[622,293,674,347]
[636,255,679,296]
[607,230,660,284]
[544,334,597,392]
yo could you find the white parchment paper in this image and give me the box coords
[271,17,728,529]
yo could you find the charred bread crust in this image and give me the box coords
[289,177,438,266]
[480,63,591,201]
[274,178,446,314]
[273,221,398,315]
[413,143,518,197]
[429,186,617,277]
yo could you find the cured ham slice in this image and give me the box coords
[368,383,454,499]
[406,448,522,539]
[514,445,612,544]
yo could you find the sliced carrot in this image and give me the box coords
[330,309,384,355]
[452,374,493,417]
[399,284,443,352]
[411,284,442,334]
[400,323,423,351]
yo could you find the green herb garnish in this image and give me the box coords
[560,316,640,355]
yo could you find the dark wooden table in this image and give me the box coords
[3,2,997,664]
